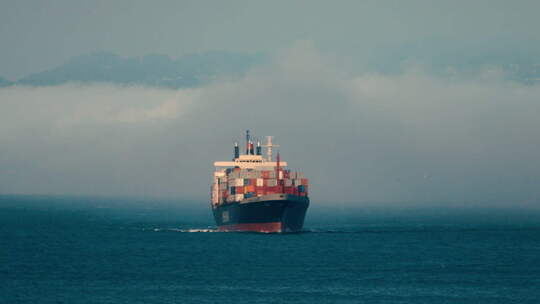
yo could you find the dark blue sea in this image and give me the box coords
[2,195,540,304]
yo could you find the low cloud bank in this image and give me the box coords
[1,43,539,207]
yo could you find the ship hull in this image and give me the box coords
[212,194,309,233]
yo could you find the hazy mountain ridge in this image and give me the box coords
[4,48,540,88]
[0,76,13,87]
[15,51,266,88]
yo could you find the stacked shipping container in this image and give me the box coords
[214,168,309,205]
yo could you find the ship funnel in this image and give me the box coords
[234,142,239,159]
[256,141,262,155]
[249,141,255,155]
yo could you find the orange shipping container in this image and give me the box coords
[301,178,309,185]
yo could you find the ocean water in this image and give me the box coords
[1,195,540,304]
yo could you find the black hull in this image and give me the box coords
[212,194,309,233]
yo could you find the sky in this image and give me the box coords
[1,0,540,79]
[1,1,540,206]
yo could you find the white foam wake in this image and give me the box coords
[148,227,220,233]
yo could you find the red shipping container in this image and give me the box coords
[301,178,309,185]
[262,171,270,178]
[265,186,279,194]
[236,186,244,194]
[264,179,278,187]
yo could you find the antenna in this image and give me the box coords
[262,136,280,161]
[245,130,250,155]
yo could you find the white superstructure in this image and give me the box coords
[213,133,286,169]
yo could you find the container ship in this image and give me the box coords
[210,131,309,233]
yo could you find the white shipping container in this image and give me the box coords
[256,178,264,187]
[232,179,244,186]
[285,179,292,187]
[294,179,302,186]
[235,194,244,201]
[279,171,283,179]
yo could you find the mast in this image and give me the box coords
[262,136,280,161]
[245,130,250,155]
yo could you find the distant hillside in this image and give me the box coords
[6,49,540,88]
[16,51,265,88]
[0,77,13,87]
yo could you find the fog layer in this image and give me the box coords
[1,44,539,206]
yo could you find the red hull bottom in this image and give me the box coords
[218,222,282,233]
